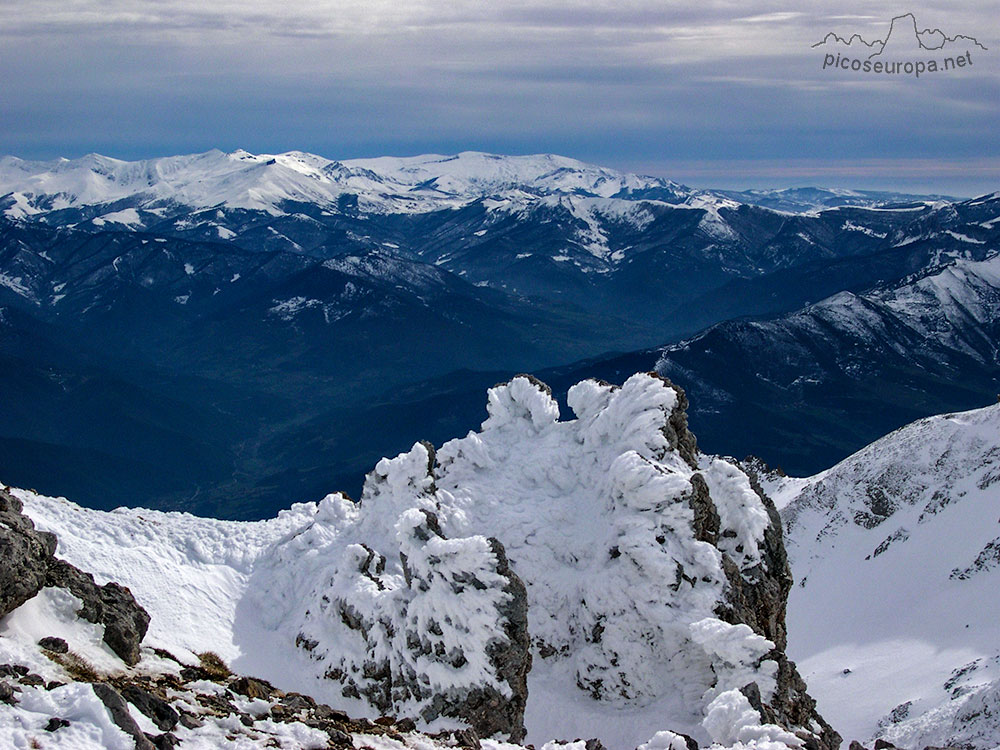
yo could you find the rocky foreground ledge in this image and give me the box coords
[2,374,845,749]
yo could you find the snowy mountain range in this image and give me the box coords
[1,150,997,516]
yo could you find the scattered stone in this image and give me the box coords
[178,712,204,729]
[281,692,316,712]
[374,716,396,726]
[120,684,179,731]
[0,681,17,705]
[148,733,180,750]
[874,741,899,750]
[850,742,871,750]
[180,666,212,683]
[314,703,349,722]
[0,664,29,678]
[229,675,275,700]
[396,717,417,732]
[327,727,353,747]
[20,673,45,687]
[38,636,69,654]
[93,682,156,750]
[44,717,71,731]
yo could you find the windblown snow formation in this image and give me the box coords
[242,372,837,745]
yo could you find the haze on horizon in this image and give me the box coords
[1,0,997,196]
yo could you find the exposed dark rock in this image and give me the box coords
[327,497,532,743]
[849,742,872,750]
[0,665,29,678]
[653,374,699,468]
[47,559,150,666]
[873,741,899,750]
[20,673,45,687]
[148,733,180,750]
[0,681,16,705]
[93,682,156,750]
[0,489,56,617]
[686,473,719,546]
[402,514,531,742]
[44,717,71,731]
[120,684,180,731]
[38,636,69,654]
[678,399,840,750]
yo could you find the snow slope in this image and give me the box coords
[778,402,1000,747]
[6,373,806,749]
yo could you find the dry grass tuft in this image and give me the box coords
[198,651,232,680]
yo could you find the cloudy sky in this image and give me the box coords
[1,1,997,194]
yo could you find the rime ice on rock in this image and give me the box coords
[270,373,836,747]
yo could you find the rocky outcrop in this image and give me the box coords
[733,457,841,749]
[0,487,150,665]
[648,376,839,748]
[0,488,57,616]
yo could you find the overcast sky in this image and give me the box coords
[1,1,997,194]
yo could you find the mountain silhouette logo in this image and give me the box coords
[813,13,988,60]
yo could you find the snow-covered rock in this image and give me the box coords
[0,489,149,665]
[4,373,834,749]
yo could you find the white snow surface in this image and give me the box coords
[5,373,792,749]
[0,150,684,218]
[779,401,1000,747]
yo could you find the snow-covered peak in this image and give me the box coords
[343,151,679,199]
[778,401,1000,746]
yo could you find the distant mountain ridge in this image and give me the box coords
[0,148,951,220]
[0,149,997,517]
